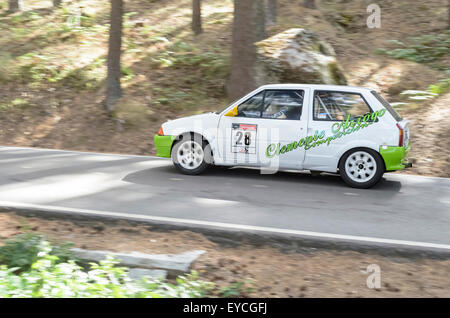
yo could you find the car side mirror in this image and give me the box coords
[225,105,238,117]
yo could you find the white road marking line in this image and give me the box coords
[344,192,359,196]
[252,184,268,188]
[170,178,184,181]
[0,200,449,251]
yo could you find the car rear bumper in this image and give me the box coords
[154,135,176,158]
[379,145,412,171]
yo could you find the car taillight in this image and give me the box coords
[396,123,403,147]
[157,127,164,136]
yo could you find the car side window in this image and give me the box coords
[262,90,304,120]
[313,91,372,121]
[237,91,264,118]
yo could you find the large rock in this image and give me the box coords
[254,28,347,85]
[71,248,205,277]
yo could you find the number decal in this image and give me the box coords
[236,131,243,145]
[231,124,257,154]
[244,132,251,146]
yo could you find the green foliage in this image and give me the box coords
[396,76,450,110]
[123,12,139,29]
[0,233,75,272]
[376,32,450,65]
[219,279,255,298]
[15,52,61,83]
[121,66,135,81]
[149,41,229,96]
[428,78,450,95]
[0,236,215,298]
[150,42,229,78]
[62,58,106,90]
[150,87,194,110]
[9,11,43,25]
[0,97,34,112]
[13,53,105,89]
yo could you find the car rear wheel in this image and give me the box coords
[171,134,212,175]
[339,148,384,189]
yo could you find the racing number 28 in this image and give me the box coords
[235,131,251,146]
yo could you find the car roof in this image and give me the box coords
[259,84,373,93]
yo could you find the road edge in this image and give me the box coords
[1,204,449,260]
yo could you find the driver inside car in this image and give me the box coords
[262,96,302,120]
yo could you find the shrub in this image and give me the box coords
[0,233,75,272]
[0,236,215,298]
[148,42,229,95]
[428,78,450,95]
[376,32,450,65]
[219,279,256,298]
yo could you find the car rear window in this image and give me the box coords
[371,91,403,122]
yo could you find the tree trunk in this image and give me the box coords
[303,0,316,9]
[266,0,277,25]
[253,0,266,41]
[53,0,62,7]
[228,0,257,101]
[192,0,203,35]
[105,0,123,112]
[8,0,23,13]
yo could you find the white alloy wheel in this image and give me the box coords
[344,151,377,183]
[176,140,205,170]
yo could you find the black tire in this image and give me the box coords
[171,133,212,175]
[338,148,384,189]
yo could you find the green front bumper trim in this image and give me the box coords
[154,135,176,158]
[379,145,410,171]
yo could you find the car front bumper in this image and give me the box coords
[154,135,176,158]
[379,145,412,171]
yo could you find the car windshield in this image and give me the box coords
[371,91,403,122]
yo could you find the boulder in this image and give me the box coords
[254,28,347,86]
[71,248,205,277]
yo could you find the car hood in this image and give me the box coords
[162,112,219,135]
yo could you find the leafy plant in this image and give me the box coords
[0,236,215,298]
[376,32,450,66]
[121,66,135,81]
[428,78,450,95]
[0,233,75,272]
[219,279,256,298]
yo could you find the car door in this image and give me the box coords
[303,89,379,172]
[217,88,310,170]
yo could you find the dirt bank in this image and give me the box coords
[1,212,449,298]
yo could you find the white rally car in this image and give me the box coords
[154,84,412,188]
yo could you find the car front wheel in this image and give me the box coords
[171,134,212,175]
[339,148,384,189]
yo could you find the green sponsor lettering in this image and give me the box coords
[264,109,387,158]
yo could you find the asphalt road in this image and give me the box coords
[0,146,449,251]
